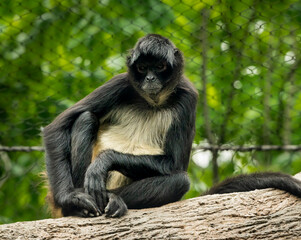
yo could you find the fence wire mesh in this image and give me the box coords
[1,0,301,223]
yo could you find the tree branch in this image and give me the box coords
[1,173,301,239]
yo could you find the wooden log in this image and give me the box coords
[1,173,301,239]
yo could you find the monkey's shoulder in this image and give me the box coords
[89,73,130,95]
[167,77,198,107]
[75,73,134,106]
[179,77,198,98]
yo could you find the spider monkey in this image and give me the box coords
[44,34,301,219]
[43,34,198,218]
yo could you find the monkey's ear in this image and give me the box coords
[172,48,184,66]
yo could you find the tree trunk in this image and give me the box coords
[1,173,301,240]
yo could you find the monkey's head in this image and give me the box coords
[127,34,184,105]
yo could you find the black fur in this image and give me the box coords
[128,34,178,66]
[112,172,190,209]
[204,172,301,197]
[43,34,198,218]
[71,111,99,188]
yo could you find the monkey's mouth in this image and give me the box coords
[146,88,161,94]
[142,85,162,95]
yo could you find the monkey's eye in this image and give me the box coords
[155,64,166,72]
[137,65,147,73]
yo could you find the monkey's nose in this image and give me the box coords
[146,76,155,82]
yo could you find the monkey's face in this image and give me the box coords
[132,55,172,96]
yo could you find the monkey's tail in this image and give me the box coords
[203,172,301,198]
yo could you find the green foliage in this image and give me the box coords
[1,0,301,223]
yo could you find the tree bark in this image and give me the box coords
[1,173,301,240]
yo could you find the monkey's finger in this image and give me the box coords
[83,187,102,215]
[90,179,105,212]
[76,193,101,216]
[104,197,117,216]
[105,205,127,218]
[85,187,96,203]
[93,179,107,211]
[85,177,99,199]
[94,190,105,212]
[81,198,101,216]
[111,208,124,218]
[101,182,108,207]
[105,193,127,218]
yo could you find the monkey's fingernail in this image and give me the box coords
[96,212,100,216]
[89,213,95,217]
[112,211,119,218]
[83,210,89,215]
[104,206,109,213]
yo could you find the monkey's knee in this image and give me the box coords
[72,111,99,132]
[79,111,97,122]
[169,172,190,199]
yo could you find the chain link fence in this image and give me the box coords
[1,0,301,223]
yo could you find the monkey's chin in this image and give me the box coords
[147,91,162,101]
[143,88,162,95]
[147,93,158,100]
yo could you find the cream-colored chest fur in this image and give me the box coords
[93,105,173,158]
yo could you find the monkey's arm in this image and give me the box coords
[43,74,128,216]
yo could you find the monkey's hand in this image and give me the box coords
[60,189,101,217]
[105,192,128,217]
[84,160,109,213]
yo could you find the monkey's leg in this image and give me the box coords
[119,172,190,208]
[105,172,190,217]
[70,111,99,188]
